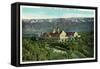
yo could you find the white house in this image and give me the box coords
[74,32,81,38]
[43,27,81,42]
[60,31,68,42]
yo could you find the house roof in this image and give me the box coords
[66,32,75,36]
[49,32,61,37]
[43,31,75,37]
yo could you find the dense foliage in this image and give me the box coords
[22,32,94,62]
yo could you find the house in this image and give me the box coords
[42,27,80,42]
[60,31,68,42]
[66,32,75,37]
[74,32,81,38]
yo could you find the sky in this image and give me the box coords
[21,6,95,19]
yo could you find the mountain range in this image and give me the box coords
[22,17,94,36]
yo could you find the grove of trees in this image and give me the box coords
[22,32,94,62]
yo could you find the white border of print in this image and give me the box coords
[20,5,96,64]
